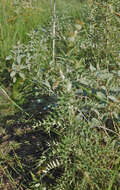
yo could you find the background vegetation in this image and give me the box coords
[0,0,120,189]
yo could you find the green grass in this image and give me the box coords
[0,0,51,59]
[0,0,120,189]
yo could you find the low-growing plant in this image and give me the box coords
[0,0,120,190]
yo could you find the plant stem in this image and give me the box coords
[52,0,56,63]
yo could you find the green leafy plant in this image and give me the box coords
[0,0,120,190]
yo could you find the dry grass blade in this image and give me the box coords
[92,125,120,138]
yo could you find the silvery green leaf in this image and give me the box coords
[35,92,39,96]
[96,91,106,100]
[20,65,26,69]
[96,70,113,79]
[108,95,118,102]
[67,80,72,92]
[91,118,101,127]
[118,70,120,77]
[6,55,12,60]
[113,112,120,120]
[75,24,82,30]
[36,99,44,103]
[13,64,20,72]
[79,78,89,85]
[45,81,51,88]
[112,70,118,74]
[27,64,31,71]
[60,69,65,80]
[101,86,106,91]
[75,113,83,121]
[16,55,22,64]
[10,71,16,78]
[13,77,16,83]
[97,103,107,108]
[96,63,100,70]
[106,76,113,86]
[19,72,25,79]
[76,89,83,94]
[68,36,75,42]
[35,183,40,188]
[12,63,16,69]
[110,86,120,92]
[90,64,96,72]
[118,62,120,67]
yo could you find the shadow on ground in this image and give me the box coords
[0,95,62,190]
